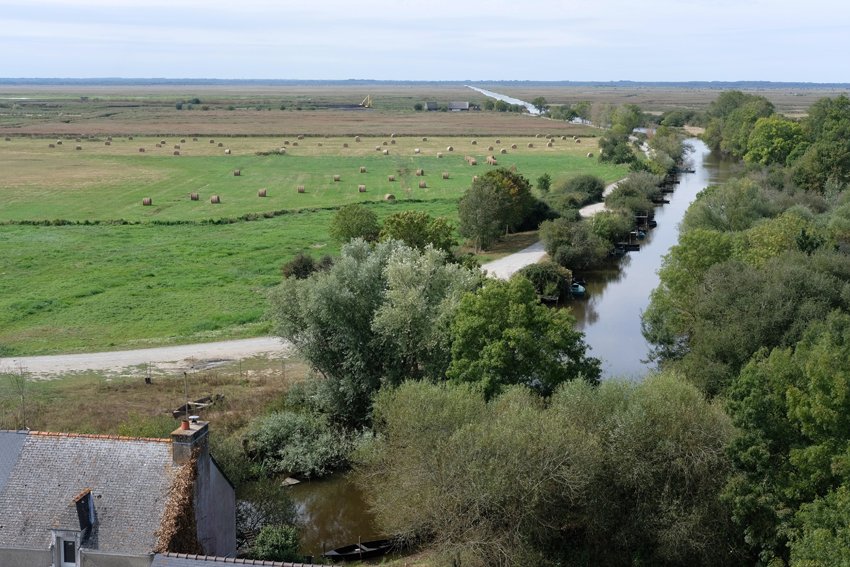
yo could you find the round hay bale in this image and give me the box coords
[359,166,367,173]
[56,140,63,145]
[355,136,361,142]
[297,134,304,140]
[418,181,427,188]
[469,158,477,166]
[442,172,449,179]
[283,140,290,145]
[473,175,479,182]
[139,147,145,152]
[233,169,241,176]
[495,139,501,144]
[190,192,199,201]
[75,145,82,150]
[333,174,341,182]
[573,136,578,141]
[527,143,534,148]
[415,168,424,176]
[105,141,111,146]
[471,140,477,145]
[48,143,55,148]
[547,141,553,147]
[155,143,161,148]
[375,145,381,151]
[297,185,305,193]
[575,138,581,144]
[384,193,396,201]
[173,150,180,156]
[142,197,152,206]
[160,140,166,145]
[390,133,396,138]
[193,137,198,141]
[390,139,396,145]
[487,145,494,151]
[382,141,388,146]
[414,148,420,154]
[180,139,186,143]
[422,137,428,141]
[210,195,221,204]
[343,143,349,148]
[500,148,507,154]
[388,175,395,181]
[358,184,366,193]
[383,149,390,155]
[292,141,298,146]
[535,134,542,138]
[561,135,566,140]
[218,142,224,147]
[586,152,594,158]
[437,152,443,158]
[258,188,268,197]
[446,145,454,152]
[511,144,517,149]
[224,149,231,155]
[174,144,180,149]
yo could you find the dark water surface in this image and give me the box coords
[570,139,736,378]
[290,474,382,557]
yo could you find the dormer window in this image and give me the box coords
[61,539,76,567]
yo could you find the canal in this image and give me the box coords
[569,138,735,378]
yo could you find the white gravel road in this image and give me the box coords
[480,241,546,280]
[1,337,291,378]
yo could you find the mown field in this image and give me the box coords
[1,127,627,355]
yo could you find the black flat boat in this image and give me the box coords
[322,538,395,561]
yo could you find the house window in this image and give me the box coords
[61,539,76,566]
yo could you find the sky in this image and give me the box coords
[1,0,849,82]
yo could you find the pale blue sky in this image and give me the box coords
[1,0,848,82]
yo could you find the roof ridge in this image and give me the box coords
[159,551,326,566]
[8,430,172,443]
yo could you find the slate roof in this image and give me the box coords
[152,552,325,566]
[0,430,175,554]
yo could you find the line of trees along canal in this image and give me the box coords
[219,93,850,565]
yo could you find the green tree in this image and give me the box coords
[379,210,455,252]
[536,172,552,193]
[745,115,805,165]
[598,130,636,164]
[458,168,534,251]
[540,217,611,270]
[531,96,549,114]
[251,525,300,562]
[236,478,298,552]
[270,240,478,426]
[516,261,572,300]
[790,485,850,566]
[446,277,599,397]
[328,203,379,243]
[681,177,776,233]
[719,98,775,158]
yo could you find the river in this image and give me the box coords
[569,138,735,378]
[289,138,735,556]
[466,85,542,115]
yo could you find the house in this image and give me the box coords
[424,101,439,111]
[0,420,236,567]
[448,101,470,111]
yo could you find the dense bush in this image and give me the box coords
[251,524,300,562]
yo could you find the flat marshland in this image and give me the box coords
[1,85,633,355]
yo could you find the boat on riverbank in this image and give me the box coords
[323,538,396,561]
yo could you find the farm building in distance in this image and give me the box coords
[424,101,475,111]
[448,101,470,111]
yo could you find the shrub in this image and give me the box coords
[329,204,380,243]
[517,261,573,299]
[281,252,316,279]
[251,524,300,562]
[246,410,358,478]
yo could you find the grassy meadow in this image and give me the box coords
[0,90,630,356]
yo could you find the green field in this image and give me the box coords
[1,134,627,356]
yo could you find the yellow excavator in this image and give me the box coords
[359,95,373,108]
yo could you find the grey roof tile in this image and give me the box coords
[0,431,27,492]
[152,553,326,566]
[0,431,174,554]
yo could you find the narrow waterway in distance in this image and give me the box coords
[569,139,736,379]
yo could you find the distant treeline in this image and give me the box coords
[2,78,850,89]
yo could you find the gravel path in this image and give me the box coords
[579,178,625,218]
[480,240,546,280]
[1,337,291,379]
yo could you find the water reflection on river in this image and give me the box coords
[569,139,736,378]
[289,474,382,558]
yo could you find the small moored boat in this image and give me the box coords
[570,282,586,298]
[323,538,396,561]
